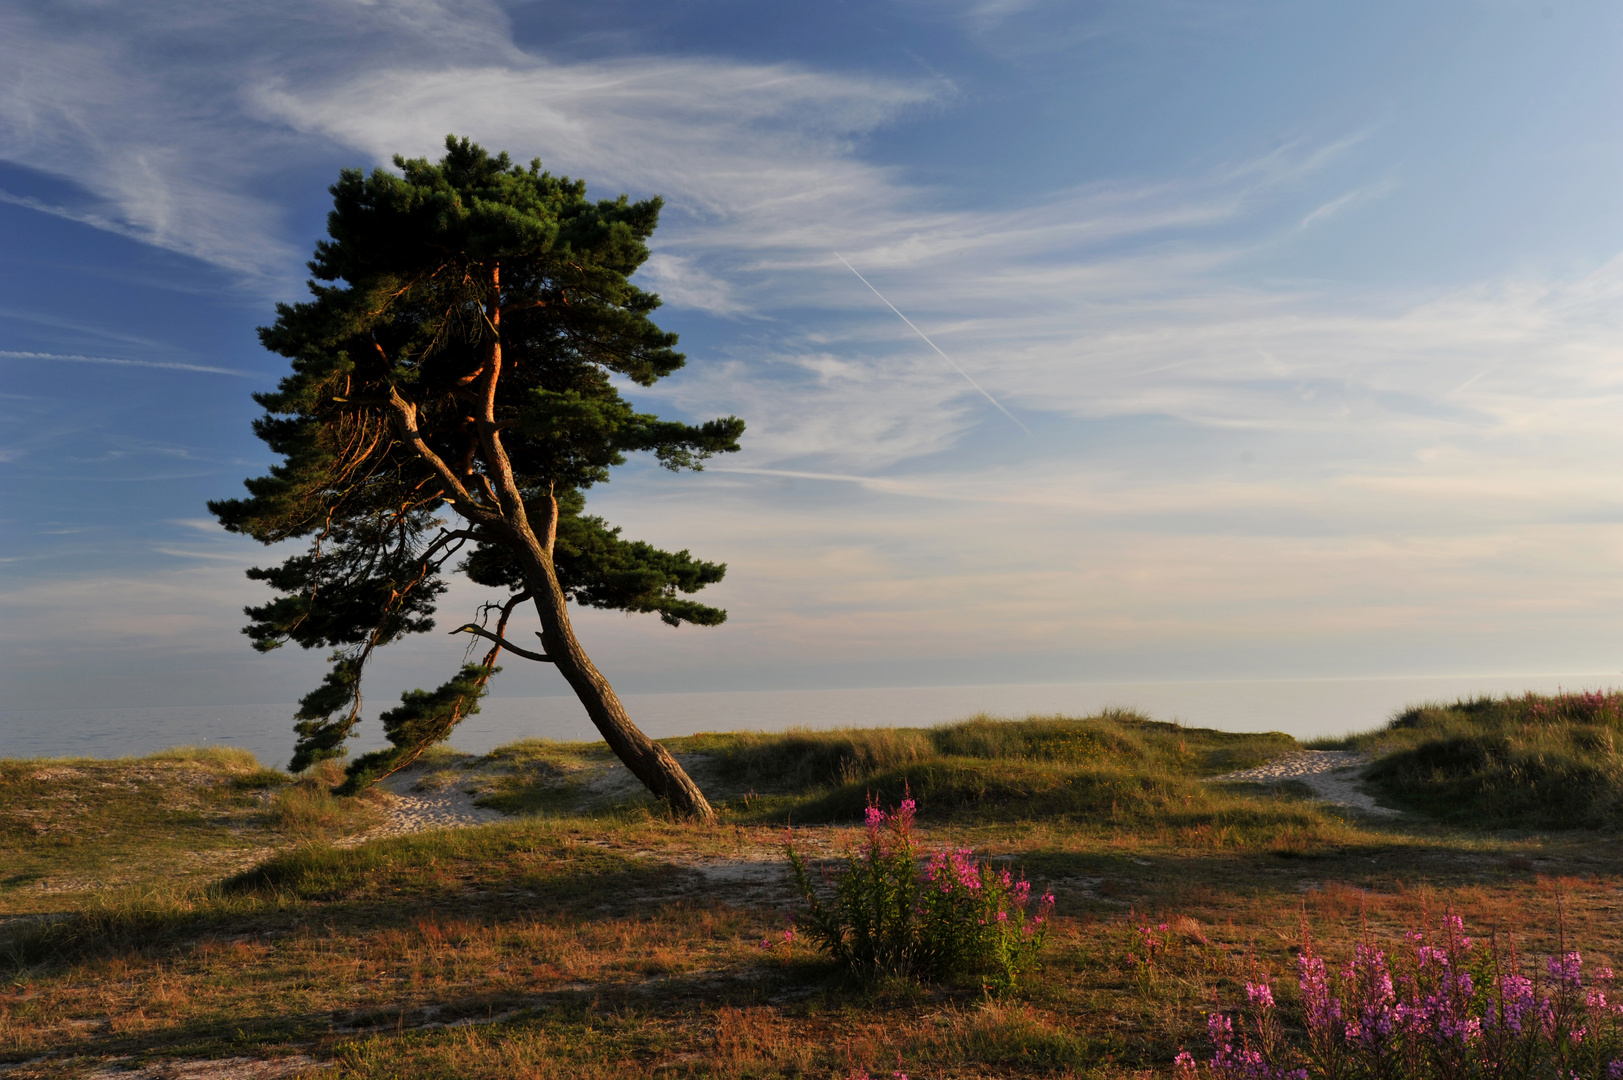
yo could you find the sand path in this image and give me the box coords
[1213,750,1399,816]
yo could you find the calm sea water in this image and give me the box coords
[1,673,1615,767]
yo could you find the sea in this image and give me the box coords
[1,673,1616,768]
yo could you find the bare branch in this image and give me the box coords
[448,623,553,663]
[383,385,504,527]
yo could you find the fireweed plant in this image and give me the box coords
[784,795,1054,991]
[1174,914,1623,1079]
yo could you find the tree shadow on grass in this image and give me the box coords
[5,828,717,973]
[1,950,843,1068]
[1013,817,1623,932]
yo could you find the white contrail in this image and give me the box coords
[834,253,1031,435]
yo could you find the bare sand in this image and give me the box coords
[1212,750,1398,816]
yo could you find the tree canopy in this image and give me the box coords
[211,136,742,815]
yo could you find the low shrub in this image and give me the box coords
[786,795,1052,992]
[1176,914,1623,1079]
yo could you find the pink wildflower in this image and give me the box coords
[1246,981,1275,1009]
[892,797,915,836]
[1549,950,1583,991]
[1298,952,1341,1033]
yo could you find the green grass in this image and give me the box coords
[1321,690,1623,830]
[441,711,1306,830]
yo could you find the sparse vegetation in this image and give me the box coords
[1,702,1620,1078]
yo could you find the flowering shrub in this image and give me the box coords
[785,795,1054,990]
[1176,915,1623,1079]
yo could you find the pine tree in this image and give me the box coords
[210,136,743,819]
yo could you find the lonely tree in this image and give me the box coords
[211,137,743,820]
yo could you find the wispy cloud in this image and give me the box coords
[7,0,1623,697]
[0,189,155,246]
[0,0,1615,482]
[635,253,749,318]
[1299,177,1398,229]
[0,350,253,378]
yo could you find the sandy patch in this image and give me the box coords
[678,856,796,906]
[25,767,85,782]
[334,762,506,847]
[330,751,719,845]
[79,1057,316,1079]
[1214,751,1399,816]
[579,753,717,806]
[580,761,646,803]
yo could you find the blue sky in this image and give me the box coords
[3,0,1623,712]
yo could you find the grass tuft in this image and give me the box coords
[144,745,263,769]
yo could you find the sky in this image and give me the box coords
[3,0,1623,714]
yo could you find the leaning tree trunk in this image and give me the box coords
[517,525,716,822]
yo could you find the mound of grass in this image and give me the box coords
[680,711,1292,793]
[655,712,1308,835]
[472,739,607,814]
[1343,690,1623,830]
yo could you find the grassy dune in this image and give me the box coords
[1,704,1619,1078]
[1324,689,1623,830]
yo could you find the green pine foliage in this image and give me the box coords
[459,488,728,627]
[209,136,743,780]
[339,664,500,793]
